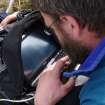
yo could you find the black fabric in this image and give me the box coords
[56,86,82,105]
[17,10,33,21]
[0,11,42,99]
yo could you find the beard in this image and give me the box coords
[55,28,91,66]
[62,37,90,65]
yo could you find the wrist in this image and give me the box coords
[34,97,55,105]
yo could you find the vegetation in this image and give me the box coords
[0,0,32,13]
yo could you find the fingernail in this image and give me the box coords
[71,76,77,79]
[0,26,4,31]
[61,56,69,61]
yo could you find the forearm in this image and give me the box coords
[0,10,32,27]
[0,12,18,27]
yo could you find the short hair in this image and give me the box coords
[32,0,105,34]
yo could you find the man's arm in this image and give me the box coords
[0,12,18,28]
[0,10,35,28]
[34,56,76,105]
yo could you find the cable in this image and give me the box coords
[0,96,34,103]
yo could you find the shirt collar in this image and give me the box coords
[63,37,105,77]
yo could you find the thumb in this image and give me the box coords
[62,77,76,93]
[53,56,69,76]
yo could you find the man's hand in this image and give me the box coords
[35,56,76,105]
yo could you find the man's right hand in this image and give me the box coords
[35,56,76,105]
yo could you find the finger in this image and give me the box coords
[53,56,69,77]
[0,25,4,31]
[65,60,71,65]
[62,77,76,92]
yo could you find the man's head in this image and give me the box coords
[32,0,105,64]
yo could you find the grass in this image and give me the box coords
[0,0,32,13]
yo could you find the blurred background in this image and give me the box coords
[0,0,32,13]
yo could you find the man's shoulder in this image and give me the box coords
[79,57,105,105]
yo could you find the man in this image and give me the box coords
[1,0,105,105]
[33,0,105,105]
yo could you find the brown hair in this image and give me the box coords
[32,0,105,34]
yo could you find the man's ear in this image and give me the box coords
[59,15,81,38]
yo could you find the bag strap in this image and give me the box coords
[2,24,24,98]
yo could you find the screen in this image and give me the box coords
[21,20,60,79]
